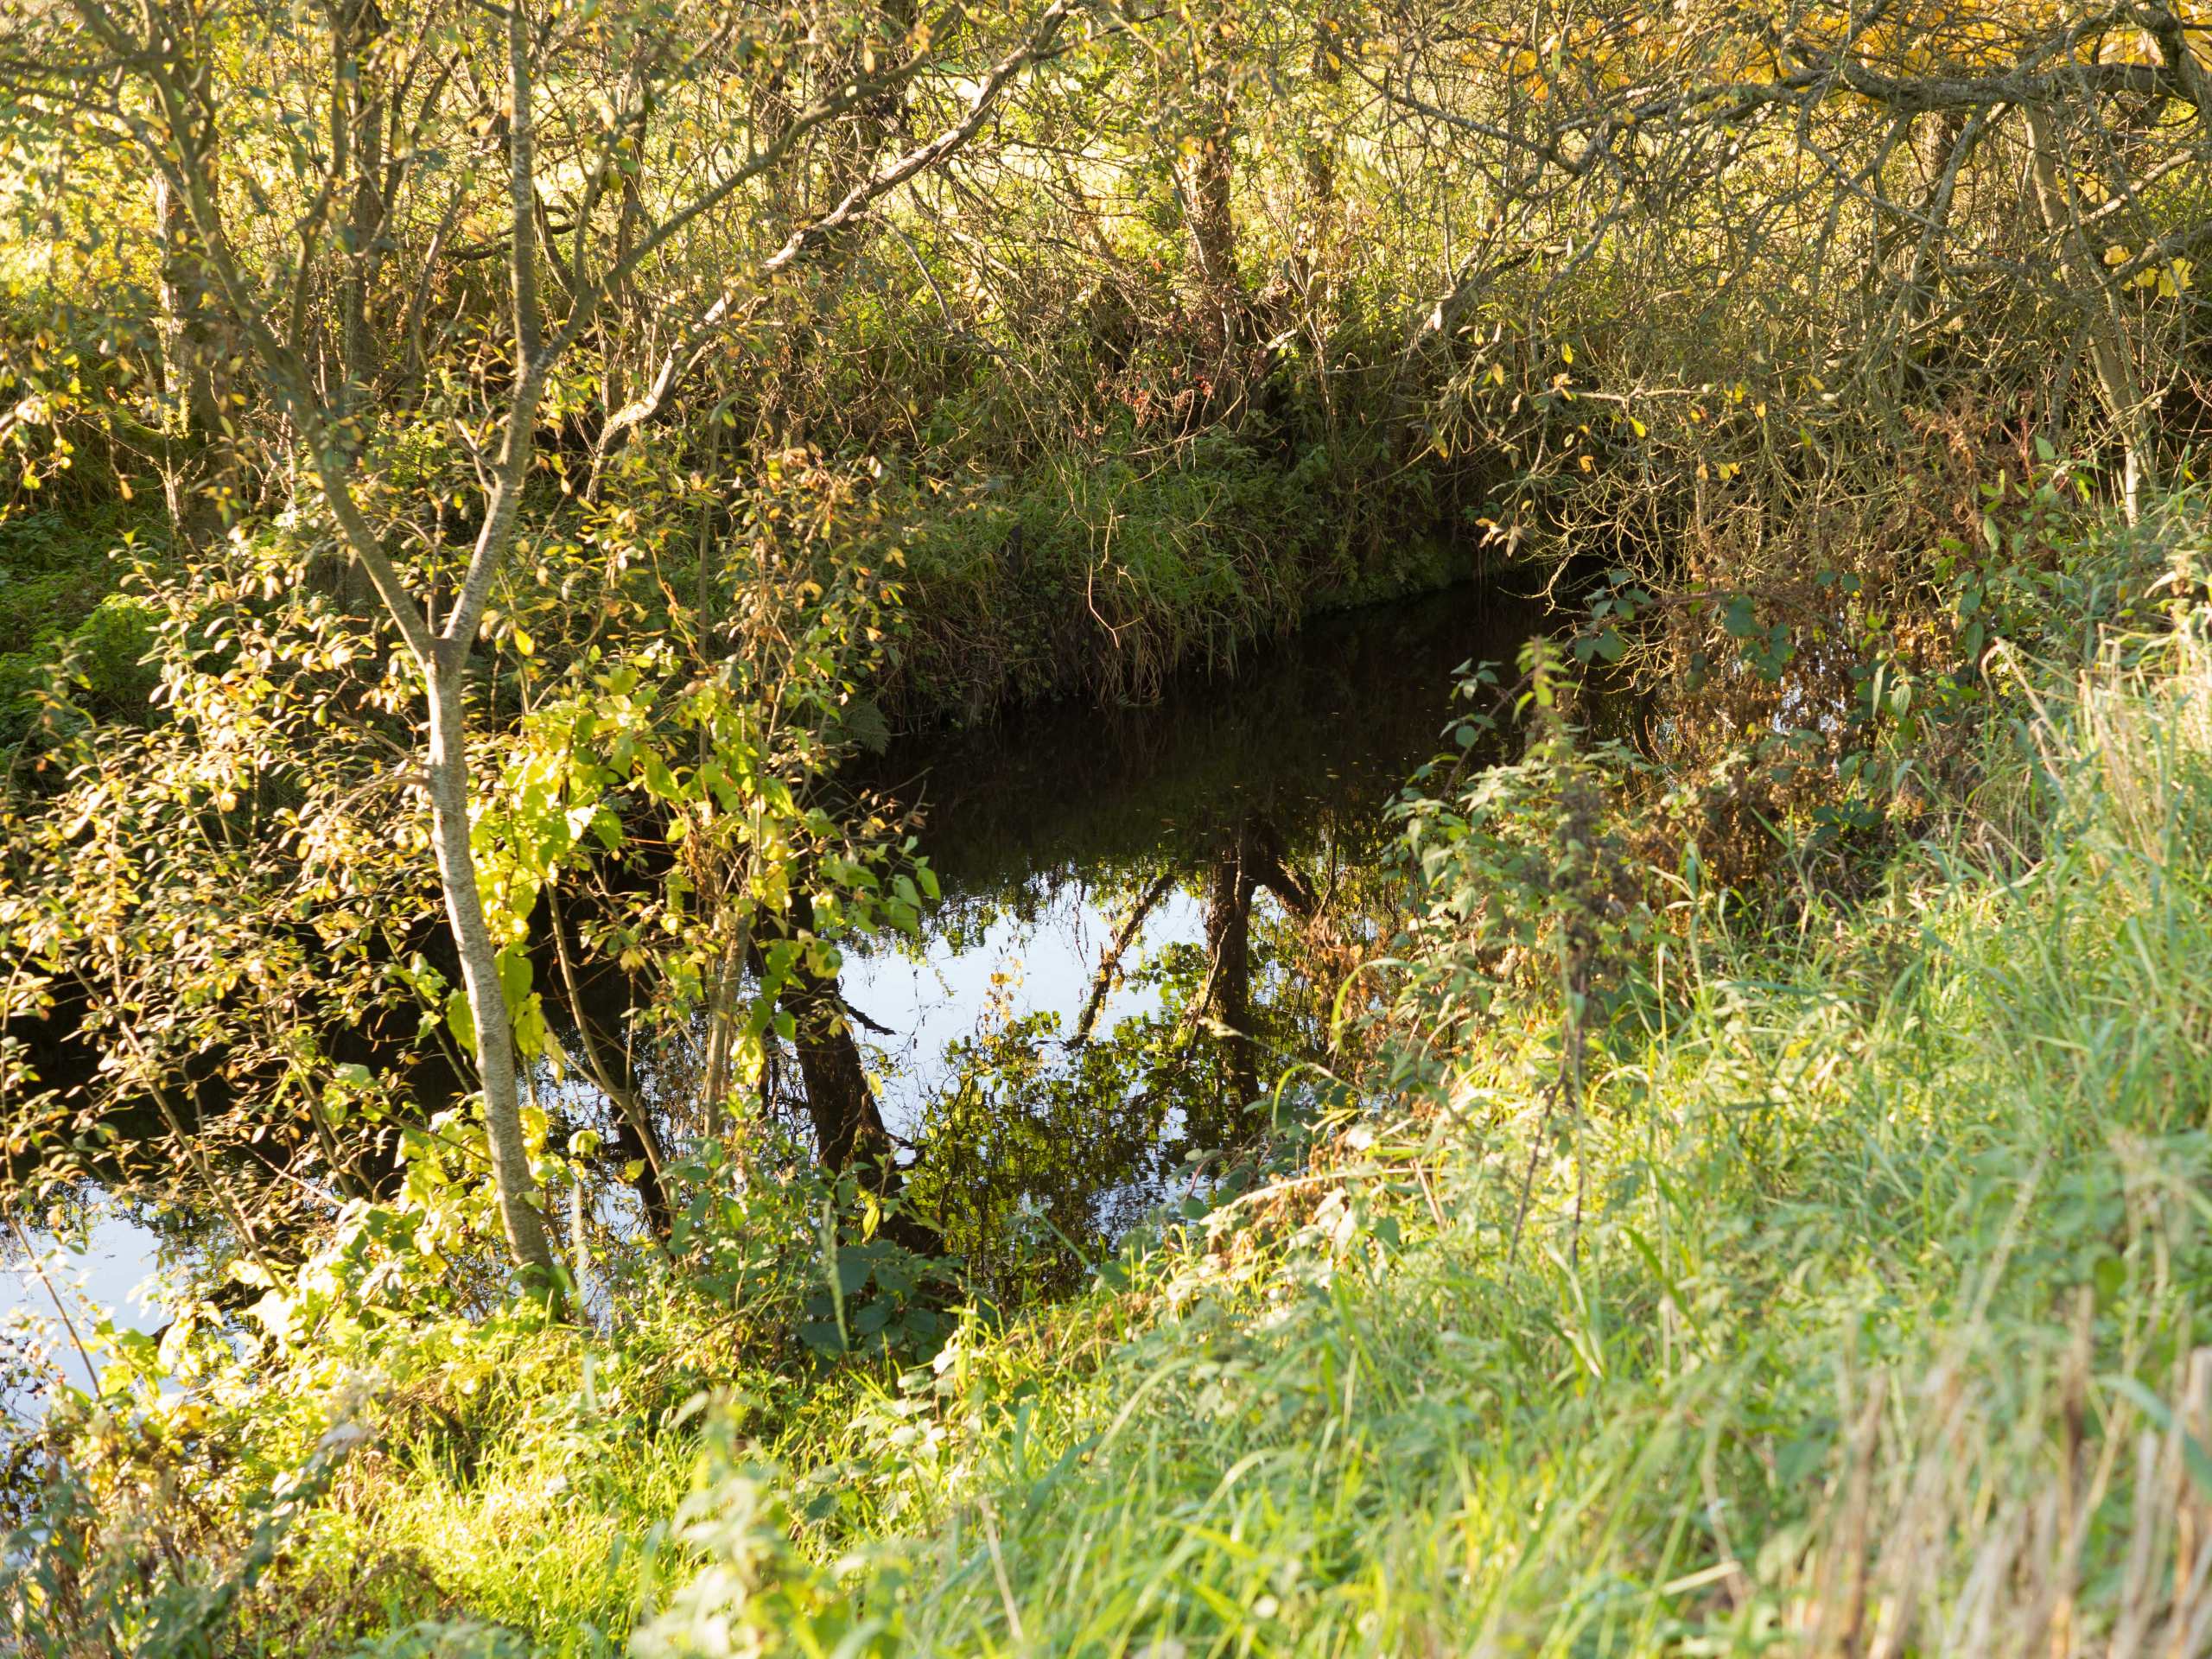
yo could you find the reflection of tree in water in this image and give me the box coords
[900,1006,1176,1303]
[2,578,1537,1313]
[1196,813,1317,1113]
[545,823,1338,1298]
[816,584,1547,1294]
[538,899,933,1253]
[885,810,1345,1300]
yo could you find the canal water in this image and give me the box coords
[2,580,1547,1369]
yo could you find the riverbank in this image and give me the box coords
[874,428,1490,726]
[1,423,1493,753]
[499,505,2212,1655]
[13,497,2210,1656]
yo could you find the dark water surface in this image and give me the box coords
[3,580,1548,1350]
[849,579,1545,1119]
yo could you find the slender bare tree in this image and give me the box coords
[12,0,1077,1292]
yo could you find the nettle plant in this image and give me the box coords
[1369,641,1653,1253]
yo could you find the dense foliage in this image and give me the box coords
[1,0,2210,1653]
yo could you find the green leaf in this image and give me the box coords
[872,1256,915,1297]
[495,945,532,1011]
[445,988,475,1052]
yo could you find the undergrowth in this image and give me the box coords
[11,502,2212,1657]
[0,499,162,745]
[882,424,1467,721]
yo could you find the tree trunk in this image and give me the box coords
[753,0,919,446]
[147,2,232,552]
[1200,814,1313,1116]
[766,888,939,1254]
[782,969,894,1176]
[152,165,230,550]
[334,0,389,415]
[1174,12,1243,397]
[779,970,942,1255]
[823,1,918,219]
[607,1107,672,1238]
[1179,106,1240,335]
[1201,833,1258,1109]
[1300,17,1341,210]
[547,882,673,1237]
[424,648,558,1294]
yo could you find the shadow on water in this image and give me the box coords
[0,579,1554,1338]
[873,579,1548,897]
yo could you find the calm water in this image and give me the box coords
[1,580,1547,1355]
[849,580,1541,1075]
[1,1211,168,1399]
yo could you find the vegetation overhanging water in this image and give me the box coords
[3,580,1545,1352]
[6,0,2212,1649]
